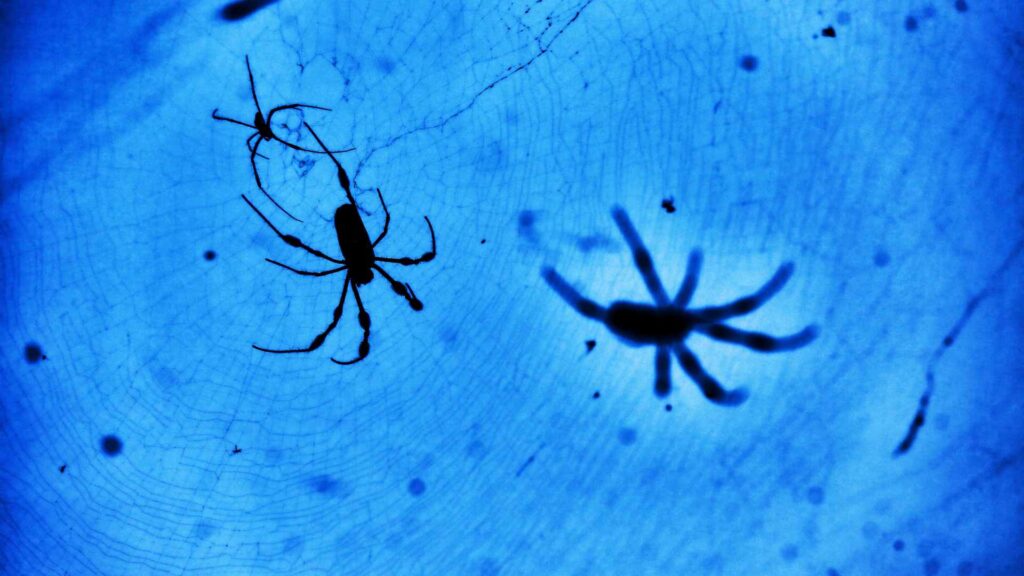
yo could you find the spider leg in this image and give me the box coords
[673,344,748,406]
[303,121,356,205]
[540,267,607,321]
[692,262,794,322]
[249,139,302,223]
[253,277,350,353]
[372,264,423,310]
[266,259,346,277]
[265,106,356,154]
[655,345,671,398]
[696,323,818,352]
[331,284,371,365]
[371,188,390,247]
[269,103,332,114]
[212,108,256,129]
[241,195,344,264]
[246,133,269,160]
[245,54,264,118]
[611,206,670,305]
[277,139,357,155]
[673,250,703,306]
[376,217,436,266]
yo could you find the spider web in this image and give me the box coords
[1,0,1023,574]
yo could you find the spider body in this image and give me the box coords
[605,302,697,345]
[242,122,435,365]
[213,55,355,222]
[335,204,375,286]
[543,206,818,406]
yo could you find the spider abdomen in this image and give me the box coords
[606,302,695,345]
[335,204,375,285]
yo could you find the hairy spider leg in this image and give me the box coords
[253,277,350,353]
[372,264,423,310]
[611,206,670,305]
[241,195,345,264]
[673,344,749,406]
[655,346,671,397]
[697,323,819,352]
[376,217,437,266]
[265,259,347,277]
[331,284,371,365]
[674,250,703,306]
[303,121,356,205]
[371,189,390,247]
[693,262,795,322]
[540,268,607,321]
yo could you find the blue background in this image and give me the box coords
[2,1,1022,575]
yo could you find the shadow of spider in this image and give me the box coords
[542,206,818,406]
[212,54,355,222]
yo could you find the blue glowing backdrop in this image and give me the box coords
[2,1,1022,574]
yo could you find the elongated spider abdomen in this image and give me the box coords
[334,204,375,285]
[606,302,694,345]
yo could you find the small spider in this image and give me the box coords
[242,121,436,365]
[542,206,818,406]
[213,55,354,222]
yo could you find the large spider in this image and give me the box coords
[542,206,818,406]
[242,121,436,365]
[213,55,354,222]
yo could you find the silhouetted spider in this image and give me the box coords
[213,55,354,222]
[542,206,818,406]
[242,122,435,365]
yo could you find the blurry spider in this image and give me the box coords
[212,55,355,222]
[242,121,435,365]
[542,206,818,406]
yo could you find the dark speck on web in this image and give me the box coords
[204,250,217,261]
[617,427,637,446]
[661,198,676,213]
[592,391,601,399]
[739,55,759,72]
[822,26,836,38]
[905,16,919,31]
[807,486,825,505]
[59,464,67,474]
[585,339,596,353]
[780,544,799,562]
[25,342,47,363]
[408,477,426,496]
[518,210,539,243]
[101,434,123,457]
